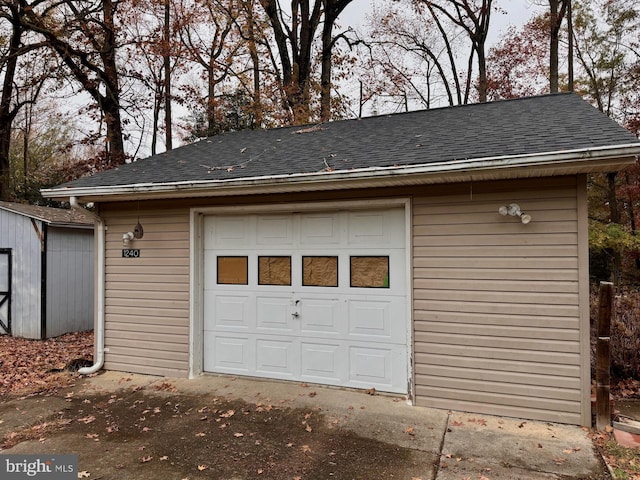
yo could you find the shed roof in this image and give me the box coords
[0,201,94,227]
[43,93,640,202]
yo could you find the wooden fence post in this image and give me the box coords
[596,281,613,431]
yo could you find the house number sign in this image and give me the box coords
[122,249,141,258]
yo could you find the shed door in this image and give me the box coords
[203,209,409,393]
[0,249,11,335]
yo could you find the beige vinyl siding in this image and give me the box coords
[412,176,586,424]
[102,206,190,377]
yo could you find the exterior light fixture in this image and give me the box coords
[122,232,135,246]
[498,203,532,224]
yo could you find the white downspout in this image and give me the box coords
[70,196,105,375]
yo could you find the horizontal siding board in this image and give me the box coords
[414,385,581,413]
[415,397,580,425]
[107,346,188,363]
[413,222,577,236]
[106,316,187,329]
[414,289,578,305]
[413,233,578,247]
[414,332,579,353]
[413,199,577,215]
[107,337,188,353]
[104,361,188,377]
[106,257,188,267]
[414,245,577,258]
[414,268,577,281]
[414,299,579,317]
[415,353,579,377]
[414,310,579,329]
[107,289,189,301]
[106,323,188,336]
[414,278,578,293]
[413,257,578,269]
[107,330,188,345]
[417,374,580,400]
[106,305,188,319]
[107,265,190,275]
[106,273,190,284]
[106,297,189,310]
[415,343,580,366]
[105,246,189,256]
[414,322,579,341]
[104,355,188,371]
[413,209,577,225]
[106,281,189,292]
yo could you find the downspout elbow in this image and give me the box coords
[70,196,105,375]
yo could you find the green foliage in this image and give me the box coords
[589,219,640,252]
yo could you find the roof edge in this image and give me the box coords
[42,144,640,202]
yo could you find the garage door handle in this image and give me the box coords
[292,312,300,318]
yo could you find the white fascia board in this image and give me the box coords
[41,144,640,202]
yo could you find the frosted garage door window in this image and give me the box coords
[258,256,292,286]
[217,256,248,285]
[350,256,389,288]
[302,256,338,287]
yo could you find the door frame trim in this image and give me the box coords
[189,198,413,400]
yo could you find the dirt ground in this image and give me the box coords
[1,378,431,480]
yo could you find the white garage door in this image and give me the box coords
[203,208,408,393]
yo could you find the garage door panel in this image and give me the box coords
[256,296,294,332]
[348,299,407,344]
[348,210,405,246]
[205,216,253,248]
[204,333,251,373]
[349,346,393,386]
[301,342,342,382]
[204,294,253,330]
[256,339,296,377]
[257,216,294,246]
[299,297,343,335]
[300,214,341,245]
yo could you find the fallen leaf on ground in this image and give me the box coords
[77,471,90,478]
[197,465,209,471]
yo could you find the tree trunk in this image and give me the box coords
[607,171,622,283]
[163,0,172,150]
[549,0,568,93]
[245,0,262,127]
[0,17,22,201]
[319,10,334,122]
[207,61,216,134]
[476,39,488,102]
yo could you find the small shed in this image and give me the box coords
[0,201,94,339]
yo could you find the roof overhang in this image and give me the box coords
[42,144,640,203]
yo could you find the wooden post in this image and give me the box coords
[596,281,613,431]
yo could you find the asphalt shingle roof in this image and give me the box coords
[58,93,640,190]
[0,201,93,225]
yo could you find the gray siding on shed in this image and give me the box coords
[0,208,42,338]
[46,227,94,337]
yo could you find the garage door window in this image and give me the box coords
[217,256,248,285]
[258,256,292,286]
[350,256,389,288]
[302,256,338,287]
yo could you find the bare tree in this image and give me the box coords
[259,0,353,124]
[17,0,127,166]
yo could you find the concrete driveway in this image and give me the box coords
[0,372,606,479]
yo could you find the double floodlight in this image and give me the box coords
[498,203,532,224]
